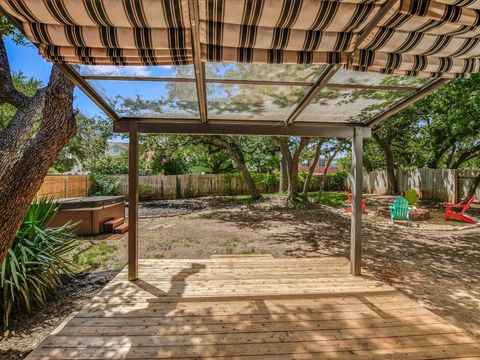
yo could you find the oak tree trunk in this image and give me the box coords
[213,136,261,200]
[364,155,373,173]
[0,36,76,263]
[384,146,398,194]
[279,154,288,192]
[302,140,323,202]
[278,137,311,205]
[373,133,398,194]
[318,147,341,197]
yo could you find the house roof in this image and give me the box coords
[3,0,474,135]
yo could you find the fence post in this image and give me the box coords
[453,169,458,203]
[64,177,68,198]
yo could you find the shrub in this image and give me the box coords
[89,153,129,175]
[298,171,308,184]
[315,191,348,206]
[139,184,154,200]
[405,188,418,206]
[252,172,279,190]
[0,198,77,329]
[325,171,347,191]
[90,174,120,196]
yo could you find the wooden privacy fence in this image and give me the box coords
[113,173,327,199]
[36,175,92,199]
[38,169,479,202]
[36,173,331,200]
[345,168,480,203]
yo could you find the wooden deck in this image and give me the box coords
[28,256,480,359]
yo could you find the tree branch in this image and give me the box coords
[0,88,46,167]
[451,143,480,169]
[0,35,27,107]
[302,139,323,200]
[0,64,76,263]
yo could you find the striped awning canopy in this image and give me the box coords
[3,0,480,78]
[0,0,465,129]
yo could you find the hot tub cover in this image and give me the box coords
[55,196,125,210]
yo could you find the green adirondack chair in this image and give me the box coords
[389,197,412,226]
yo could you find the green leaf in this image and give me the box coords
[2,199,77,330]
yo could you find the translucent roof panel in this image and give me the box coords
[206,63,326,83]
[329,69,431,88]
[297,87,413,123]
[207,83,309,121]
[87,80,199,118]
[76,65,194,78]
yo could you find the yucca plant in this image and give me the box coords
[1,198,77,330]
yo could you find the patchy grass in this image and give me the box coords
[241,247,256,255]
[181,237,200,247]
[223,237,256,254]
[73,241,125,271]
[308,191,348,206]
[189,212,216,220]
[160,239,176,250]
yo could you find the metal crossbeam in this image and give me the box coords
[286,64,342,125]
[188,0,207,123]
[366,78,449,127]
[113,118,372,138]
[81,75,418,91]
[59,64,120,121]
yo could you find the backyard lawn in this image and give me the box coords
[1,192,479,359]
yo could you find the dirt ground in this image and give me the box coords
[1,194,479,359]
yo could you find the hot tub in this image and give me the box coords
[49,196,125,235]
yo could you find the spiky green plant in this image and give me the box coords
[1,198,77,329]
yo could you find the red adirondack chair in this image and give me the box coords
[344,191,366,214]
[445,196,476,224]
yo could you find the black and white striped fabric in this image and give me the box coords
[3,0,480,77]
[1,0,192,65]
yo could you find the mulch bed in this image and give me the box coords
[377,206,431,221]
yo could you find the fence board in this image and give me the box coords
[112,173,326,200]
[346,168,479,203]
[36,175,92,199]
[458,170,480,202]
[38,169,479,203]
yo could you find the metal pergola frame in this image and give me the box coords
[58,64,449,284]
[1,3,452,282]
[65,63,447,135]
[1,3,448,138]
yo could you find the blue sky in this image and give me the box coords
[5,35,201,123]
[5,36,107,118]
[6,36,131,144]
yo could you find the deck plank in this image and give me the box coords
[25,257,480,360]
